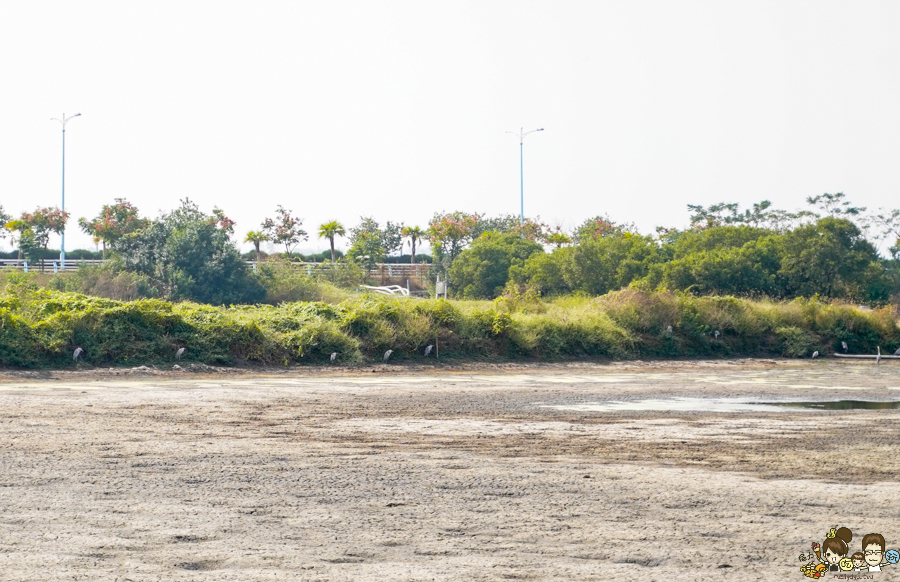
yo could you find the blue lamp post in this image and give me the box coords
[506,127,544,224]
[50,112,81,266]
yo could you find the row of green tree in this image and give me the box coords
[446,195,900,302]
[239,207,432,266]
[1,199,452,303]
[3,192,899,304]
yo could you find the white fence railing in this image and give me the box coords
[0,259,433,284]
[0,259,106,273]
[247,261,433,286]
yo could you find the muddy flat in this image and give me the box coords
[0,360,899,581]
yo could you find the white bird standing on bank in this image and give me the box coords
[73,347,84,362]
[714,330,720,339]
[895,347,900,356]
[330,352,337,363]
[175,347,186,360]
[383,350,393,362]
[424,345,433,357]
[812,351,819,359]
[841,341,848,353]
[876,346,881,365]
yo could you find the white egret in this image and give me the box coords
[383,350,393,362]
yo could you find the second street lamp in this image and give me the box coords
[506,127,544,225]
[50,112,81,267]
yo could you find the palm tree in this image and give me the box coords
[401,226,424,264]
[318,220,346,262]
[244,230,269,262]
[92,235,105,259]
[546,230,572,249]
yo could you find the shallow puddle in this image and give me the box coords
[542,398,900,413]
[768,400,900,410]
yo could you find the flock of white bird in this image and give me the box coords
[811,344,900,361]
[68,340,900,365]
[326,345,435,364]
[74,346,187,362]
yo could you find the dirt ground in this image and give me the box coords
[1,359,899,581]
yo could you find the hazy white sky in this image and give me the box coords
[1,1,899,254]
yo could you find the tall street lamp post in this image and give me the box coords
[506,127,544,224]
[50,112,81,265]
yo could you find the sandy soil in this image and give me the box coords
[0,359,899,581]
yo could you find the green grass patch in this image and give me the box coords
[0,282,897,368]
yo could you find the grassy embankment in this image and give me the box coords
[1,280,898,368]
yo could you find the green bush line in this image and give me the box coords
[0,286,897,369]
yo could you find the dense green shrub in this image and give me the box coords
[49,263,158,301]
[776,326,819,357]
[648,220,889,301]
[511,250,570,296]
[254,261,352,304]
[449,232,543,299]
[777,218,891,300]
[0,283,896,368]
[562,234,660,295]
[514,233,660,297]
[666,225,773,258]
[513,220,896,303]
[649,241,780,297]
[113,199,265,305]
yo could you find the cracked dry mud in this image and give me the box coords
[0,360,899,581]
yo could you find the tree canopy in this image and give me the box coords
[318,220,346,263]
[114,199,264,304]
[449,232,544,299]
[262,206,307,255]
[5,207,70,264]
[78,198,149,257]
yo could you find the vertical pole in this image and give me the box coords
[519,131,524,225]
[61,125,66,265]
